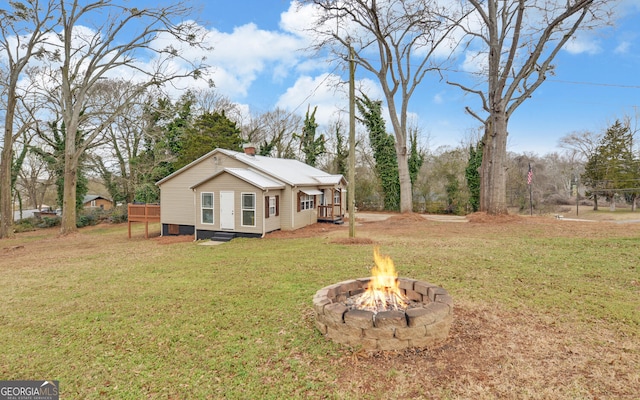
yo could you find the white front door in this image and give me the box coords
[220,191,235,230]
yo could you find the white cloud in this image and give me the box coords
[276,73,348,125]
[614,40,631,54]
[274,73,389,129]
[563,34,602,55]
[198,23,305,98]
[461,50,487,74]
[279,1,318,42]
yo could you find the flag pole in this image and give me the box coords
[529,180,533,216]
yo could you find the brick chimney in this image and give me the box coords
[243,143,256,156]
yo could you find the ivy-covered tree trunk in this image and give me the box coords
[465,141,482,212]
[298,106,325,167]
[356,95,400,211]
[408,127,424,188]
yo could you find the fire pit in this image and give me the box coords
[313,249,453,351]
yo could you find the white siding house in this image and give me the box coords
[156,146,347,240]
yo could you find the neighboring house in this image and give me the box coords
[156,145,347,240]
[83,195,113,210]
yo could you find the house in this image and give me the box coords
[156,145,347,240]
[83,194,113,210]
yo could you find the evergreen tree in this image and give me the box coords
[356,94,400,211]
[175,111,243,169]
[465,141,482,212]
[582,120,635,211]
[139,93,195,183]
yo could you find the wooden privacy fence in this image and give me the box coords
[128,203,160,238]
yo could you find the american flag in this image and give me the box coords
[527,164,533,185]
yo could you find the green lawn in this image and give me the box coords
[1,219,638,398]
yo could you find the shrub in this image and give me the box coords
[14,218,37,233]
[39,216,61,228]
[108,205,128,223]
[544,194,574,206]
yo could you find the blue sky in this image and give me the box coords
[5,0,640,156]
[187,0,640,156]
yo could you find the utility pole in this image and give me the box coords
[576,174,580,216]
[348,44,356,238]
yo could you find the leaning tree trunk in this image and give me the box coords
[480,111,509,215]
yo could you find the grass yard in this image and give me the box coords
[1,213,639,399]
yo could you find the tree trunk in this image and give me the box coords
[60,155,78,235]
[0,144,14,238]
[397,146,412,213]
[480,112,509,215]
[593,194,598,211]
[0,102,16,238]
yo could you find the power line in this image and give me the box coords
[288,64,342,116]
[546,79,640,90]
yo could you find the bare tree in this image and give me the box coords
[304,0,461,213]
[559,129,602,162]
[247,108,302,158]
[16,149,56,210]
[0,0,58,238]
[448,0,613,215]
[87,79,153,204]
[191,88,242,122]
[35,0,210,235]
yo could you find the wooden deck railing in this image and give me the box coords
[128,203,160,238]
[317,204,342,221]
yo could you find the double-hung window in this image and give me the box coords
[242,193,256,226]
[300,194,315,210]
[269,197,276,216]
[201,192,214,224]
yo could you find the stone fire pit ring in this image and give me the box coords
[313,277,453,351]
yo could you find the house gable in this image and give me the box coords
[156,147,347,235]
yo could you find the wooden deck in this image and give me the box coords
[317,204,343,223]
[128,204,160,238]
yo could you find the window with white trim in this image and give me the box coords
[334,189,341,205]
[300,194,315,210]
[201,192,214,224]
[242,193,256,226]
[269,197,276,216]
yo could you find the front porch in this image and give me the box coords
[317,204,344,224]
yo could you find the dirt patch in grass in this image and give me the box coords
[329,237,376,245]
[154,234,193,244]
[331,300,640,399]
[467,211,530,223]
[266,222,347,238]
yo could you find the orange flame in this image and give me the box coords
[356,247,408,312]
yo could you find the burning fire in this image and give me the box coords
[354,247,409,312]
